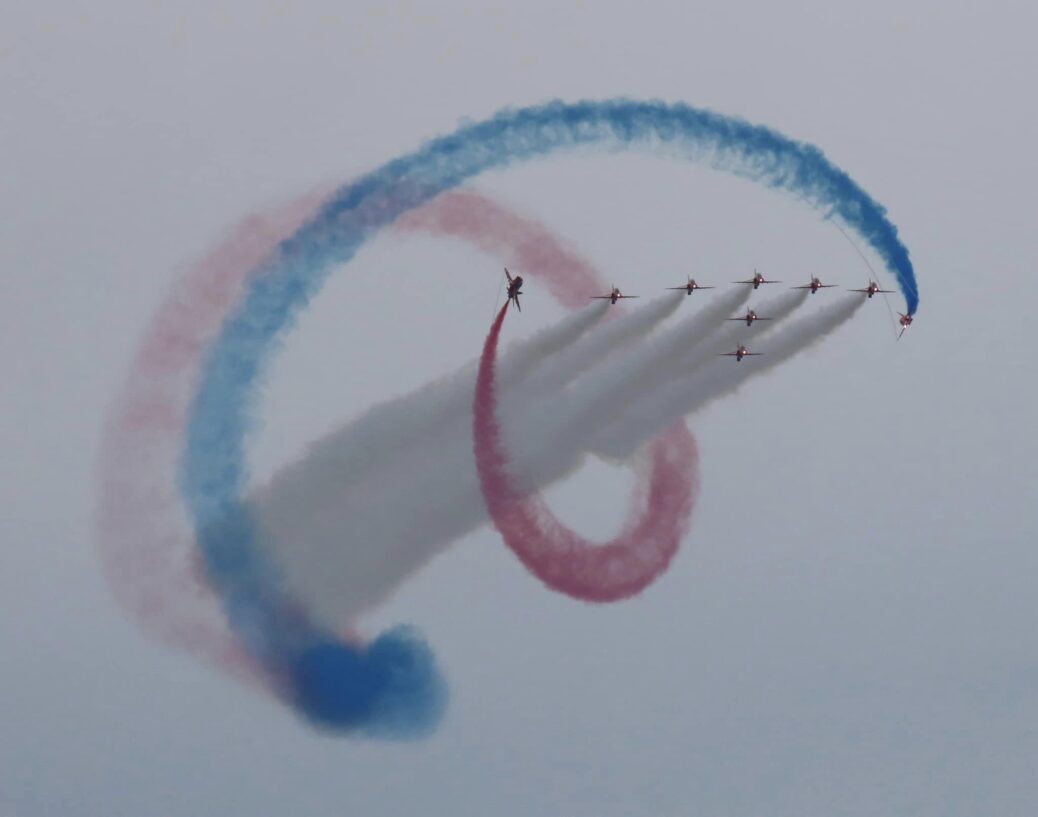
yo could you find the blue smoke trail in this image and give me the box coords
[180,98,919,735]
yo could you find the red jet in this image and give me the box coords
[718,344,763,362]
[591,286,639,305]
[849,280,896,299]
[504,267,524,312]
[734,269,781,289]
[792,276,838,294]
[667,277,715,295]
[728,309,773,327]
[898,312,914,339]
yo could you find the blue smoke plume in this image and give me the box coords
[180,98,919,735]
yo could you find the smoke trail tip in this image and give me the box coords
[289,627,447,738]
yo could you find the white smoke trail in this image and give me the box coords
[577,290,801,427]
[252,294,861,629]
[276,302,609,496]
[582,288,810,446]
[524,288,801,461]
[518,291,686,397]
[591,294,865,459]
[312,294,682,500]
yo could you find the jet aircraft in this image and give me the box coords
[734,270,781,289]
[728,309,772,327]
[898,312,914,338]
[504,267,523,312]
[849,280,896,299]
[592,287,639,305]
[792,276,838,294]
[718,344,762,362]
[667,277,714,295]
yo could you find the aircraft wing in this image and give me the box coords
[590,295,614,300]
[617,295,640,299]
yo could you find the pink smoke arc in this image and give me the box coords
[97,191,331,684]
[474,303,699,602]
[395,190,601,310]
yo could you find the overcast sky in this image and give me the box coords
[2,2,1036,815]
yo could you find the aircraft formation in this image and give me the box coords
[503,268,915,354]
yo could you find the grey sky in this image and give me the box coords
[2,2,1036,815]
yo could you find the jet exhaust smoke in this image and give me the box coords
[99,97,918,738]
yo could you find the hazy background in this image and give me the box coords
[2,2,1035,815]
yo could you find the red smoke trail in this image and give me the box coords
[474,304,699,602]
